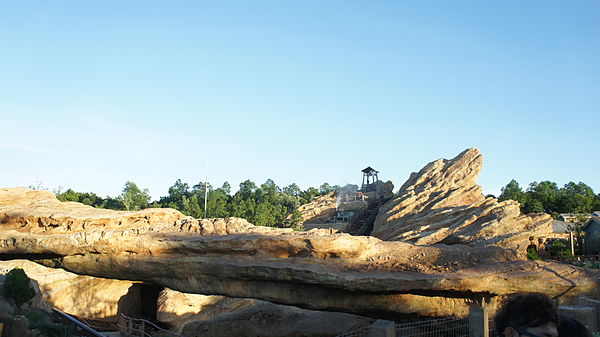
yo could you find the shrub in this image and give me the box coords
[22,310,45,328]
[551,241,573,260]
[3,267,36,307]
[527,247,540,260]
[39,323,74,337]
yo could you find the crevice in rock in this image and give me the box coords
[0,253,64,260]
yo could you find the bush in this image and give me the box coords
[551,241,573,260]
[22,310,45,327]
[39,323,74,337]
[527,247,540,260]
[3,267,35,307]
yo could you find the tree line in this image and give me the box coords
[498,180,600,218]
[55,180,339,228]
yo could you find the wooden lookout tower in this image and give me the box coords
[361,167,379,192]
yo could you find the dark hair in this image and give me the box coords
[557,315,592,337]
[495,292,558,336]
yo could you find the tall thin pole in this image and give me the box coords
[204,175,208,218]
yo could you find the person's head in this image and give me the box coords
[495,292,558,337]
[557,315,592,337]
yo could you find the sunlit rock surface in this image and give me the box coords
[0,259,140,319]
[297,191,337,224]
[373,148,553,249]
[0,163,597,318]
[181,299,373,337]
[158,288,372,336]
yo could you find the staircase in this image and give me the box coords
[346,198,390,236]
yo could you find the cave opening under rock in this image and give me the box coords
[137,283,164,322]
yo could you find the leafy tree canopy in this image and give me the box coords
[55,178,339,229]
[499,179,599,217]
[119,181,151,211]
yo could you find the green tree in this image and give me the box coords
[498,180,528,209]
[158,179,191,211]
[239,180,257,199]
[254,202,277,226]
[206,188,230,218]
[118,181,151,211]
[319,182,337,194]
[3,267,35,307]
[182,195,203,218]
[283,183,301,197]
[558,182,595,214]
[56,188,81,202]
[102,196,125,210]
[299,187,320,204]
[526,181,559,214]
[221,181,232,195]
[231,196,256,220]
[523,199,545,214]
[56,189,105,207]
[284,209,303,229]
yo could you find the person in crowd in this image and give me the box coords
[557,315,592,337]
[495,292,558,337]
[537,237,550,259]
[527,236,538,256]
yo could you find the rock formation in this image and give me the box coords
[0,259,141,319]
[297,191,337,224]
[158,288,372,336]
[0,187,597,319]
[181,299,372,337]
[298,181,394,227]
[157,289,251,332]
[372,148,553,249]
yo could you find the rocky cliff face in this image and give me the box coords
[0,260,141,319]
[0,187,596,319]
[158,288,372,336]
[299,180,394,227]
[297,191,337,224]
[180,299,372,337]
[372,148,553,249]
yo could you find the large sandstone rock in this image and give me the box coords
[372,148,553,249]
[297,191,337,224]
[0,260,140,319]
[0,186,597,319]
[157,289,254,332]
[157,289,372,335]
[299,181,394,227]
[180,300,373,337]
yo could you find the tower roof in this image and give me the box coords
[362,166,378,174]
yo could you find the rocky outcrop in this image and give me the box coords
[158,289,372,335]
[157,289,253,332]
[0,184,597,318]
[180,299,373,337]
[297,191,337,224]
[299,181,394,227]
[0,259,141,319]
[366,180,395,200]
[372,148,553,249]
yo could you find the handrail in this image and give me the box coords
[118,313,184,337]
[52,309,105,337]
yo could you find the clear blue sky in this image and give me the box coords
[1,1,598,199]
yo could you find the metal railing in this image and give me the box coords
[335,326,370,337]
[52,309,105,337]
[118,314,183,337]
[395,317,469,337]
[336,316,471,337]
